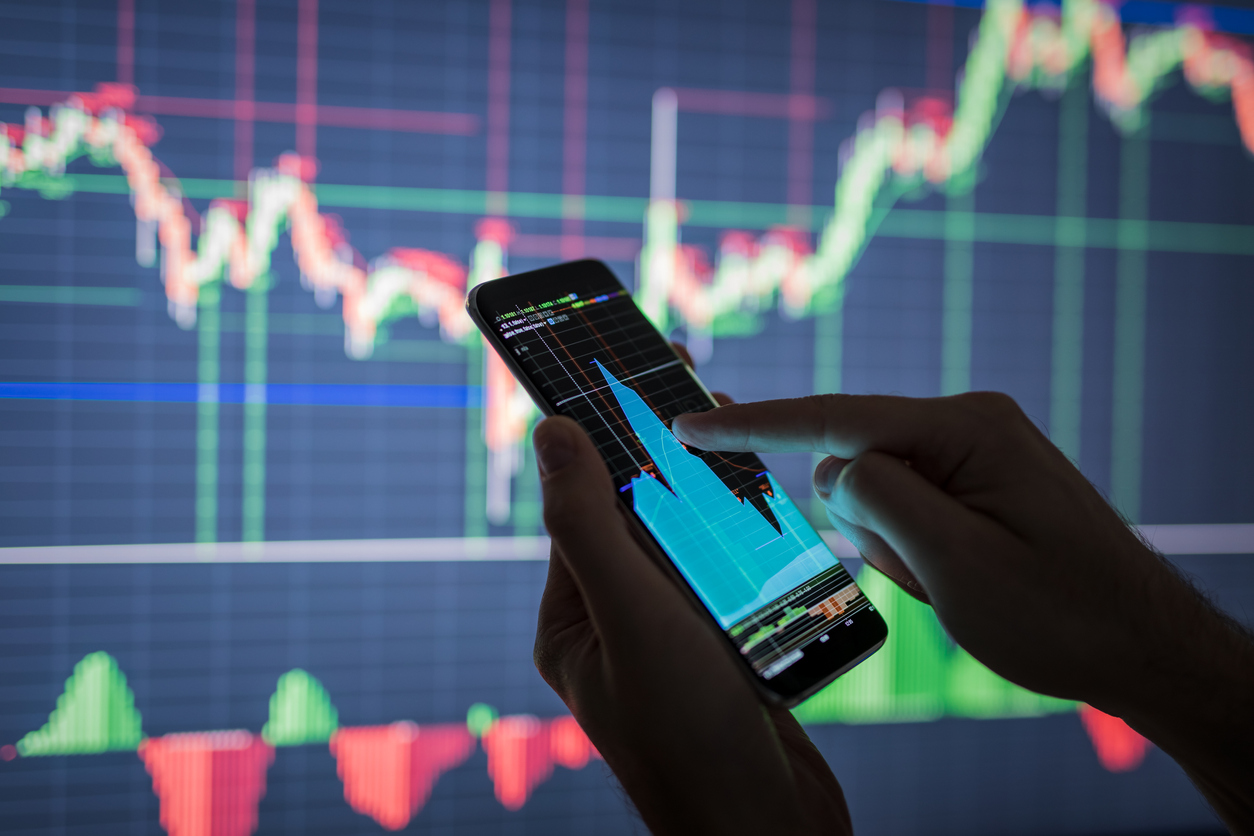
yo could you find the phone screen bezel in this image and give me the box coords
[467,258,887,706]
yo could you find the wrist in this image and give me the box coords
[578,706,809,836]
[1119,633,1254,833]
[1093,558,1254,830]
[1116,617,1254,742]
[1086,544,1231,719]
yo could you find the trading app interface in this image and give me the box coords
[486,278,878,680]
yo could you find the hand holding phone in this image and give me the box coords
[486,262,1254,832]
[468,260,887,704]
[531,414,854,836]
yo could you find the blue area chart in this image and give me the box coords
[596,361,838,627]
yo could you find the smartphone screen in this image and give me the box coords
[470,261,886,702]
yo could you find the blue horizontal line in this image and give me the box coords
[0,382,483,408]
[884,0,1254,35]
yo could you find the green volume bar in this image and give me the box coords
[795,568,948,723]
[941,190,975,396]
[1111,117,1152,522]
[242,278,269,542]
[17,652,143,756]
[196,285,222,544]
[464,340,488,537]
[262,669,339,745]
[792,567,1073,724]
[1050,75,1089,463]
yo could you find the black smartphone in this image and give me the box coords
[468,260,887,706]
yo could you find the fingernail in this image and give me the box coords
[534,420,576,476]
[670,413,698,442]
[812,456,847,499]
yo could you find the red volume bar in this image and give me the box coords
[138,731,274,836]
[330,721,475,830]
[482,714,600,810]
[1079,705,1151,772]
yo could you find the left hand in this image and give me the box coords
[531,348,851,835]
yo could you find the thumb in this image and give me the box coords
[814,455,930,603]
[535,416,678,639]
[829,451,990,600]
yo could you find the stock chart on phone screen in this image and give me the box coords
[484,284,878,679]
[1,0,1251,834]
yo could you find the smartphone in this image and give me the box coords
[468,260,887,706]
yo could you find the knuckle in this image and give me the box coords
[532,633,569,696]
[540,492,570,537]
[540,477,586,538]
[726,404,752,450]
[836,454,879,498]
[813,394,841,447]
[971,390,1020,417]
[956,390,1025,428]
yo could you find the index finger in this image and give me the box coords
[671,394,965,469]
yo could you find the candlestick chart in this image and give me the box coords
[3,0,1252,535]
[639,0,1254,335]
[2,0,1252,833]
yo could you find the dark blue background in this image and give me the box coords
[1,0,1251,832]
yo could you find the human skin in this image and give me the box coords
[532,354,1254,833]
[672,392,1254,834]
[532,410,852,836]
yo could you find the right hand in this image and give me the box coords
[672,391,1254,832]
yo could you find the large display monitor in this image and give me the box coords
[1,0,1251,833]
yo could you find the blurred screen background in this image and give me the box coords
[0,0,1251,833]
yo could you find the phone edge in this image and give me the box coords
[466,269,884,710]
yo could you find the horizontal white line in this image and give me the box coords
[822,525,1254,559]
[0,536,552,564]
[553,359,684,407]
[0,525,1247,565]
[1136,524,1254,555]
